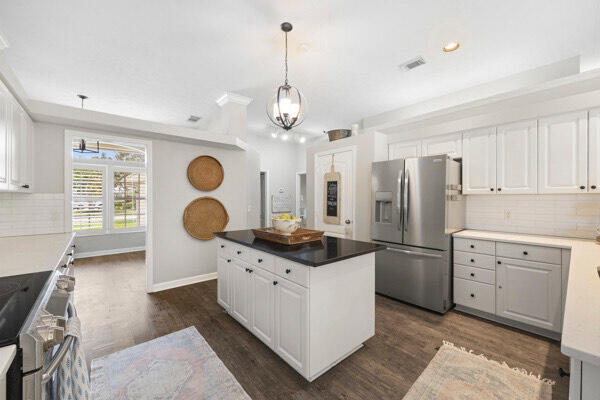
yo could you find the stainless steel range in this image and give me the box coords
[371,155,464,313]
[2,256,77,400]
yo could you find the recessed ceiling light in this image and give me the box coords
[442,42,460,52]
[281,134,289,141]
[299,136,306,144]
[271,132,278,138]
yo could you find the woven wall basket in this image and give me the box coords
[187,155,224,191]
[183,197,229,240]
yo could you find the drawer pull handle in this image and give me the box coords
[227,259,231,263]
[470,293,475,298]
[580,185,586,190]
[285,269,291,274]
[245,268,249,272]
[523,251,528,255]
[497,188,502,192]
[258,259,263,263]
[237,251,242,255]
[248,269,253,273]
[490,188,494,191]
[470,245,475,249]
[470,273,475,277]
[592,185,597,190]
[497,261,501,264]
[220,245,225,248]
[273,281,278,285]
[470,259,474,263]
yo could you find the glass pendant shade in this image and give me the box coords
[267,84,306,130]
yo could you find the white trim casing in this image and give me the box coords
[150,272,218,292]
[260,170,270,226]
[74,246,145,259]
[295,171,306,220]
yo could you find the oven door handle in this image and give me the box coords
[41,302,78,384]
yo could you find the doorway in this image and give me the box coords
[296,172,307,226]
[260,170,270,228]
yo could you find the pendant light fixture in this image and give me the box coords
[266,22,306,131]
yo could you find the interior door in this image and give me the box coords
[314,148,354,238]
[496,257,562,332]
[403,156,447,250]
[251,267,275,348]
[231,259,252,328]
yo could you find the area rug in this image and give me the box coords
[90,326,250,400]
[403,341,554,400]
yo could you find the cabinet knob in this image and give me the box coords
[21,184,29,189]
[273,281,278,285]
[497,260,501,264]
[71,244,76,248]
[523,251,528,255]
[248,269,253,273]
[227,259,231,263]
[258,259,263,263]
[490,188,494,191]
[285,269,291,274]
[497,188,502,192]
[245,267,249,272]
[237,250,242,255]
[470,293,475,298]
[498,285,503,289]
[592,185,597,190]
[220,245,225,248]
[470,245,475,249]
[470,273,475,277]
[470,259,474,263]
[580,186,586,190]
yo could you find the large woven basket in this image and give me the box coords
[187,156,224,191]
[183,197,229,240]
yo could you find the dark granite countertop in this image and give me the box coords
[215,230,386,267]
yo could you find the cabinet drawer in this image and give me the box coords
[454,238,495,255]
[251,250,275,273]
[453,251,495,270]
[454,264,495,285]
[496,242,561,265]
[454,278,495,314]
[231,244,254,264]
[275,258,310,288]
[217,239,233,255]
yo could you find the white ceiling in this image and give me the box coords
[1,0,599,138]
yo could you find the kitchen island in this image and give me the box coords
[215,230,385,381]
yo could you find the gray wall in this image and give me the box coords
[76,232,145,254]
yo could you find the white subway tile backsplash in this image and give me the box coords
[0,193,66,237]
[465,194,600,239]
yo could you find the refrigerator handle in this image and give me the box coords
[397,169,403,231]
[403,169,409,231]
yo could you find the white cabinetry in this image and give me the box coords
[388,140,421,160]
[274,278,308,375]
[231,258,252,328]
[217,256,232,311]
[538,111,588,193]
[0,82,33,193]
[588,108,600,192]
[496,120,537,194]
[462,128,497,194]
[421,133,462,158]
[251,267,276,348]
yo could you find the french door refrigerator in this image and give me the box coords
[371,155,464,313]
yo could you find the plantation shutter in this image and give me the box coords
[72,167,105,231]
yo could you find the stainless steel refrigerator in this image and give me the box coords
[371,155,464,313]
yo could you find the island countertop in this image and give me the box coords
[215,230,386,267]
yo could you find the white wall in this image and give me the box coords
[466,194,600,239]
[151,139,250,284]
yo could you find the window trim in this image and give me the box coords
[65,130,148,237]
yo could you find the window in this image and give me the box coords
[71,136,147,235]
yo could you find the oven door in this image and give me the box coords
[22,302,78,400]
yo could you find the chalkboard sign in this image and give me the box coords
[326,181,338,217]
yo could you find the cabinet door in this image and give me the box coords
[421,133,462,158]
[496,120,537,194]
[231,259,252,328]
[496,257,562,332]
[462,127,496,194]
[19,113,33,191]
[251,267,275,348]
[8,102,20,189]
[0,90,8,191]
[538,111,588,193]
[589,108,600,192]
[274,278,308,376]
[388,140,421,160]
[217,256,232,311]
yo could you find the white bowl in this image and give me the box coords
[272,218,301,234]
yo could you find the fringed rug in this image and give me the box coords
[90,327,250,400]
[403,341,554,400]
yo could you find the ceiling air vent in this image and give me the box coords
[188,115,201,122]
[400,56,426,71]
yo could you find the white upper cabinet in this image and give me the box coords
[462,127,497,194]
[388,140,421,160]
[0,88,8,191]
[496,120,537,194]
[421,133,462,158]
[538,111,588,194]
[588,108,600,192]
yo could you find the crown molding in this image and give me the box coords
[216,92,253,107]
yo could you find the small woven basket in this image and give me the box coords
[187,156,224,191]
[183,197,229,240]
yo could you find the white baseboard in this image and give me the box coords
[150,272,218,292]
[74,246,146,259]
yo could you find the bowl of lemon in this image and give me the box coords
[272,214,301,234]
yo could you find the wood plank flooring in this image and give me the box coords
[74,251,570,399]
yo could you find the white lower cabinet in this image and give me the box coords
[251,267,276,348]
[231,258,252,328]
[453,236,568,337]
[496,257,562,332]
[217,256,232,311]
[274,278,308,375]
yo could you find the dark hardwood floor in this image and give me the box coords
[74,251,570,399]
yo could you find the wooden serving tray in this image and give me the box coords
[252,228,324,245]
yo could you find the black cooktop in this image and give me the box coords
[0,271,53,347]
[215,230,386,266]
